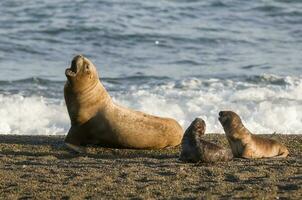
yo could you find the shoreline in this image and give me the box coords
[0,134,301,199]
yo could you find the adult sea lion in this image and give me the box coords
[179,118,233,163]
[64,55,183,152]
[218,111,289,159]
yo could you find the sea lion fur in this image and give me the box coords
[180,118,233,163]
[64,55,183,151]
[219,111,289,159]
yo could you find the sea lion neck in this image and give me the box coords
[228,122,251,141]
[64,79,112,126]
[67,78,100,94]
[74,80,111,103]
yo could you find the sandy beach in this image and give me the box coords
[0,134,301,199]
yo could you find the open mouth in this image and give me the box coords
[65,55,81,77]
[65,68,76,77]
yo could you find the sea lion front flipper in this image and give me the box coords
[65,142,86,154]
[64,127,87,153]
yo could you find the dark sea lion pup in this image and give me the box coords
[179,118,233,163]
[64,55,183,152]
[218,111,289,159]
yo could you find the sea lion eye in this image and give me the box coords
[86,64,89,69]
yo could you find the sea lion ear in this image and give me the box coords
[88,71,93,79]
[85,67,92,78]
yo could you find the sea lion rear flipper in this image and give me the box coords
[222,149,233,161]
[274,146,289,158]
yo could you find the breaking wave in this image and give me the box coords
[0,74,301,135]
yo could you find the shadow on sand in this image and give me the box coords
[0,135,179,160]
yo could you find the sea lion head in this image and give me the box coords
[65,55,99,87]
[219,111,243,133]
[188,118,206,137]
[180,118,205,162]
[182,117,206,148]
[218,111,242,126]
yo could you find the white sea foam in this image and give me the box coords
[113,74,302,134]
[0,74,301,135]
[0,94,69,135]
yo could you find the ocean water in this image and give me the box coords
[0,0,301,135]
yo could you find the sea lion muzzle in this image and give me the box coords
[65,54,84,77]
[218,111,227,124]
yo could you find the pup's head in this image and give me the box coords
[187,118,206,136]
[218,111,243,135]
[180,118,205,162]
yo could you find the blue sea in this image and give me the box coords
[0,0,301,135]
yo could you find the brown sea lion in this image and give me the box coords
[64,55,183,152]
[218,111,289,159]
[179,118,233,163]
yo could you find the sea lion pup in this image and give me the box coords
[179,118,233,163]
[218,111,289,159]
[64,55,183,152]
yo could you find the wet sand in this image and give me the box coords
[0,134,301,199]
